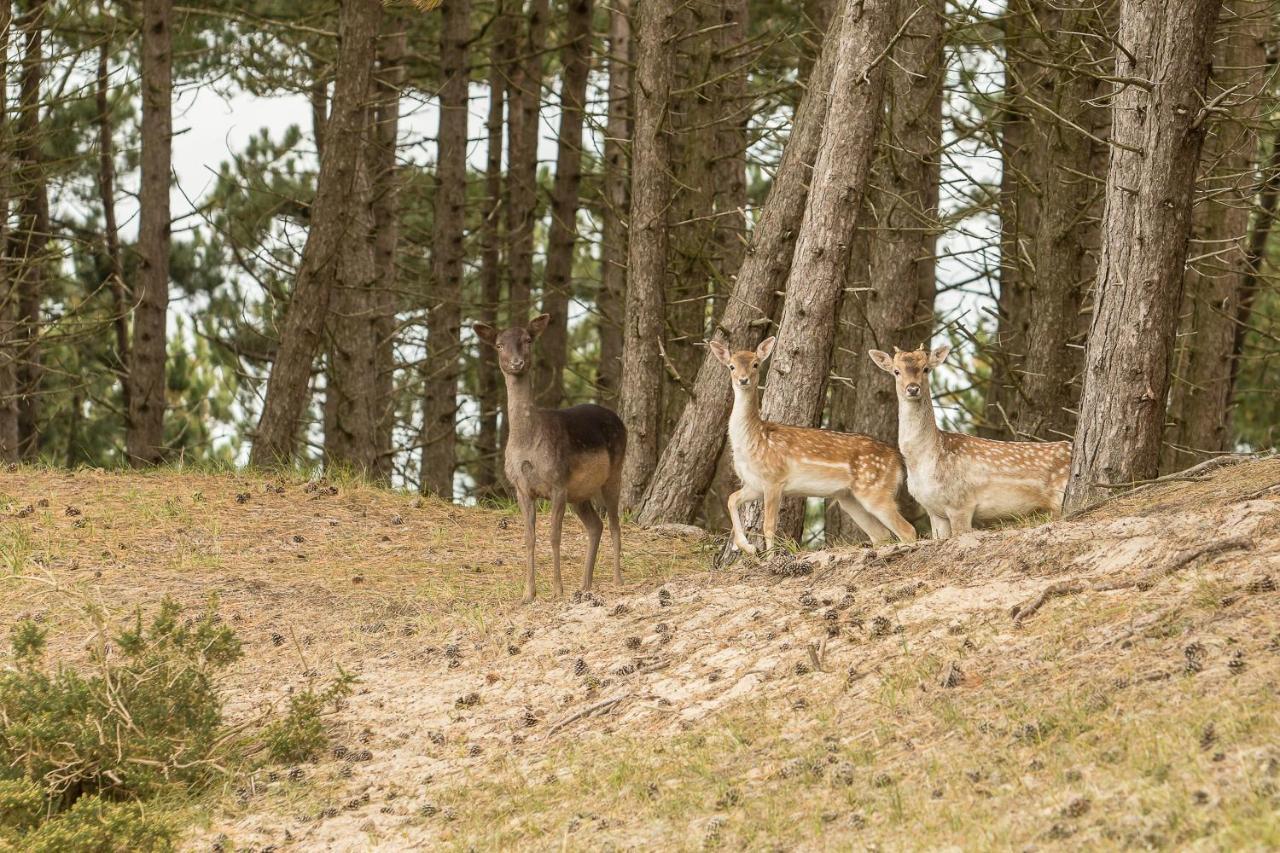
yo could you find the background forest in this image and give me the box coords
[0,0,1277,544]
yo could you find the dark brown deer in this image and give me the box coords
[474,315,626,603]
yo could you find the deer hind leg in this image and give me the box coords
[572,500,603,593]
[856,487,918,544]
[516,489,538,603]
[836,495,892,545]
[549,490,568,597]
[726,486,761,554]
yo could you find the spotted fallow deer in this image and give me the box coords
[869,344,1070,539]
[474,315,626,603]
[709,337,917,554]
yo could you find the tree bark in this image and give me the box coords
[1010,0,1109,442]
[748,0,898,544]
[9,0,49,460]
[619,0,675,509]
[633,6,843,526]
[475,3,511,494]
[504,0,548,321]
[0,3,18,461]
[126,0,173,465]
[535,0,593,407]
[251,0,383,467]
[596,0,631,403]
[95,39,131,422]
[369,24,405,483]
[1064,0,1220,511]
[421,0,470,497]
[1163,0,1269,469]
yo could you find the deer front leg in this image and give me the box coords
[726,486,761,554]
[549,489,567,597]
[762,484,784,552]
[946,505,975,536]
[927,512,951,540]
[516,489,538,603]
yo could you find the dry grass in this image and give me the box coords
[2,461,1279,850]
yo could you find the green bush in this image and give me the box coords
[262,667,356,763]
[0,596,240,849]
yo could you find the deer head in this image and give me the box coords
[473,314,552,376]
[868,343,951,402]
[708,336,776,392]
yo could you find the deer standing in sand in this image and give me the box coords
[474,315,626,603]
[869,344,1070,539]
[709,337,917,554]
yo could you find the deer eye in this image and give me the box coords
[751,362,759,369]
[923,367,930,374]
[893,369,900,376]
[496,342,504,350]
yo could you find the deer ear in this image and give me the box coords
[928,343,952,367]
[868,350,894,373]
[528,314,552,338]
[755,336,776,361]
[707,340,732,367]
[473,323,499,346]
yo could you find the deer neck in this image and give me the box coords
[728,384,765,446]
[502,371,539,445]
[897,392,943,464]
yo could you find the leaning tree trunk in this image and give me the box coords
[618,0,675,509]
[1064,0,1220,511]
[1011,0,1108,442]
[0,4,17,461]
[1230,136,1280,397]
[251,0,382,467]
[535,0,593,407]
[1162,0,1270,470]
[369,24,405,483]
[475,4,511,494]
[633,6,843,526]
[596,0,631,403]
[504,0,548,321]
[736,0,898,546]
[126,0,173,466]
[10,0,48,460]
[421,0,470,497]
[826,0,943,542]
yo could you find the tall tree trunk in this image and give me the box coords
[981,4,1039,439]
[126,0,173,465]
[738,0,898,545]
[1230,135,1280,395]
[1064,0,1220,511]
[475,3,511,494]
[535,0,592,407]
[10,0,48,460]
[825,0,943,542]
[251,0,383,467]
[634,6,842,525]
[504,0,548,321]
[96,38,131,430]
[596,0,630,403]
[369,23,405,482]
[1007,0,1109,442]
[618,0,675,509]
[0,3,18,461]
[1162,0,1270,469]
[421,0,470,497]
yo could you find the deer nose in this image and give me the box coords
[738,376,750,386]
[905,383,921,397]
[509,359,525,372]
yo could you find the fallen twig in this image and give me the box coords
[1137,536,1253,589]
[547,693,628,735]
[1066,454,1259,519]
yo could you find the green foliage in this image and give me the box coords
[262,667,357,763]
[0,597,241,848]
